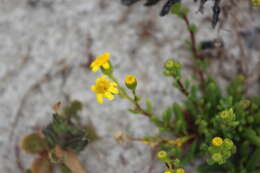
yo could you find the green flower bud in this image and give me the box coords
[164,59,182,71]
[224,138,234,150]
[212,153,223,163]
[157,150,168,160]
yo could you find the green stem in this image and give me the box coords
[108,74,152,117]
[109,74,135,102]
[173,76,201,111]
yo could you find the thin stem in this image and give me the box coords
[176,79,189,97]
[132,89,152,117]
[109,74,152,117]
[183,15,205,89]
[109,74,135,102]
[174,76,201,110]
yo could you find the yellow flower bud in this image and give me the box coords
[212,137,223,147]
[164,170,173,173]
[124,75,137,90]
[176,168,185,173]
[212,153,223,162]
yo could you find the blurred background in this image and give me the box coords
[0,0,259,172]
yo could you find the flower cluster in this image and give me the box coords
[90,52,118,104]
[89,3,260,172]
[163,59,182,79]
[157,150,186,173]
[90,52,138,104]
[208,137,236,165]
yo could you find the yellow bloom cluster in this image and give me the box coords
[212,137,223,147]
[91,75,119,104]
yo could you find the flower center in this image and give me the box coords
[96,81,110,93]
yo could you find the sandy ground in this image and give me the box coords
[0,0,259,173]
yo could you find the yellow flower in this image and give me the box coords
[90,52,110,72]
[91,75,119,104]
[212,137,223,147]
[176,168,185,173]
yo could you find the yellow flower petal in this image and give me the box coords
[104,92,114,100]
[91,85,96,92]
[111,82,117,87]
[102,62,110,70]
[102,52,110,60]
[109,87,119,94]
[96,94,104,104]
[90,52,111,72]
[92,66,99,72]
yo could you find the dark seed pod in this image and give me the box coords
[212,0,221,28]
[121,0,140,6]
[160,0,181,16]
[144,0,162,6]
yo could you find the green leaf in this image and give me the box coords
[172,104,184,121]
[162,107,172,122]
[171,3,189,18]
[243,129,260,147]
[128,109,140,114]
[145,98,153,114]
[183,140,198,164]
[171,3,182,15]
[188,24,198,33]
[246,148,260,171]
[197,162,224,173]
